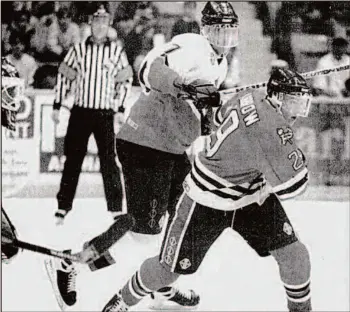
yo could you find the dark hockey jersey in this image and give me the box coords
[183,90,309,211]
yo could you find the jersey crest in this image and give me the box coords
[277,127,294,145]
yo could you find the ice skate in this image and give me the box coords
[44,254,77,310]
[149,286,200,310]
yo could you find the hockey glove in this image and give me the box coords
[176,79,221,110]
[1,207,20,263]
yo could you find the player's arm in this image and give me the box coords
[139,42,221,108]
[257,126,309,200]
[53,46,78,110]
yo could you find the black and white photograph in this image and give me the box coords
[1,1,349,311]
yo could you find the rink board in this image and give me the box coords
[2,88,350,201]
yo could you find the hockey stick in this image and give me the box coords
[3,238,80,262]
[220,64,350,96]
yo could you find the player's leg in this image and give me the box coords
[116,139,174,236]
[233,194,311,312]
[93,111,124,217]
[167,152,192,218]
[102,194,227,311]
[55,107,92,223]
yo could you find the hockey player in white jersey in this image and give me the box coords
[45,2,240,311]
[101,68,313,312]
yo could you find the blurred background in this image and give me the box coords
[1,1,350,200]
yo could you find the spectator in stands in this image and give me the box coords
[171,2,200,38]
[271,2,296,70]
[124,2,159,84]
[55,7,81,59]
[30,2,62,62]
[313,37,350,97]
[7,32,38,87]
[113,2,138,43]
[1,23,12,56]
[32,65,58,89]
[302,2,333,36]
[342,78,350,98]
[6,10,35,52]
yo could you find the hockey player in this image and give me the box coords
[45,2,240,310]
[101,68,313,312]
[1,57,24,263]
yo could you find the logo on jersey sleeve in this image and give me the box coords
[277,127,293,145]
[283,222,293,235]
[210,52,216,65]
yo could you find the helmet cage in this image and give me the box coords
[277,92,312,118]
[2,77,24,112]
[2,76,24,130]
[202,23,239,48]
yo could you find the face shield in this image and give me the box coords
[282,92,312,118]
[1,76,24,130]
[202,23,239,50]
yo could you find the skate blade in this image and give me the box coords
[149,302,199,311]
[44,258,68,311]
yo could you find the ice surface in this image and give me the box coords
[1,198,349,311]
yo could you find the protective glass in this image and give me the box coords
[202,24,239,48]
[283,92,312,118]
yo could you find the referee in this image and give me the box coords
[52,6,133,224]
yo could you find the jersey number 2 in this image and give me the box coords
[207,110,239,157]
[288,149,304,171]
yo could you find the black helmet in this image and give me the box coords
[201,2,239,50]
[267,68,311,96]
[267,68,312,119]
[201,2,238,25]
[2,57,23,130]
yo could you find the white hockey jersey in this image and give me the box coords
[117,33,229,154]
[183,90,309,211]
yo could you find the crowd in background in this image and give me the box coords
[1,1,349,97]
[252,1,350,98]
[1,1,200,88]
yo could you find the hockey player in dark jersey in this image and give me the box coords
[45,2,240,311]
[1,57,24,264]
[101,68,313,312]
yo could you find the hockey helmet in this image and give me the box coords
[1,57,24,130]
[267,68,312,119]
[201,2,239,50]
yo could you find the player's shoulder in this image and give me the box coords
[217,89,266,125]
[171,33,211,51]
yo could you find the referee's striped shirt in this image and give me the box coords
[54,36,132,112]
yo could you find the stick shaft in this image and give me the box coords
[13,240,79,262]
[220,65,350,96]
